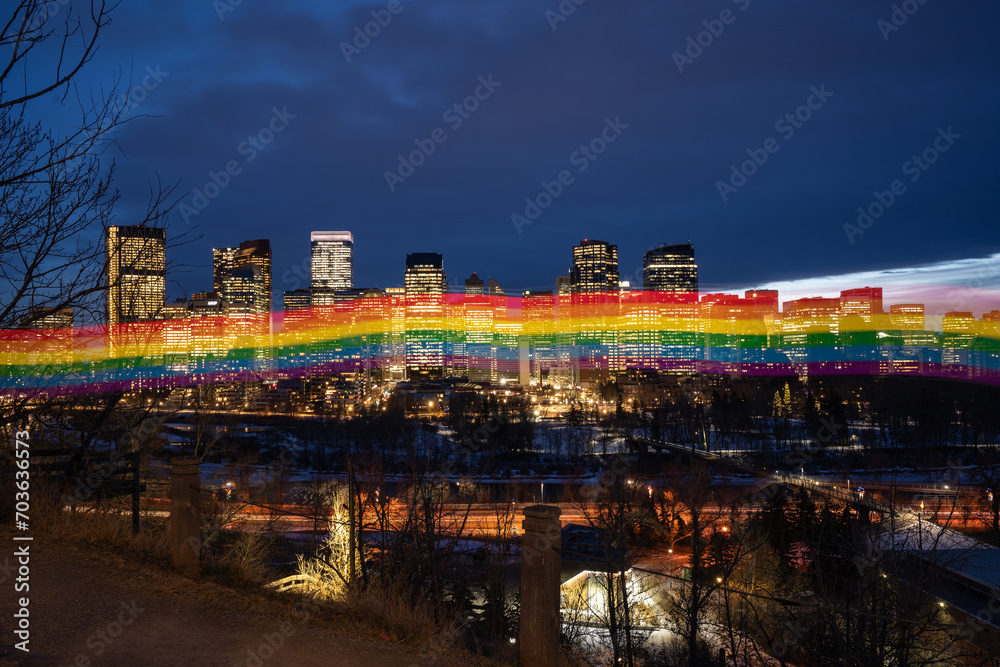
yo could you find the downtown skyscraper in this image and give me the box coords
[213,239,273,314]
[106,225,166,326]
[311,231,353,290]
[404,253,447,380]
[569,239,619,293]
[643,242,698,293]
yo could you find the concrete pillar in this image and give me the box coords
[170,458,200,578]
[520,504,562,667]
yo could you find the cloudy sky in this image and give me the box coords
[28,0,1000,303]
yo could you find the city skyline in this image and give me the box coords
[157,229,1000,324]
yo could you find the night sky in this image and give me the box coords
[32,0,1000,302]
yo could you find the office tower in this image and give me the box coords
[405,253,447,294]
[311,231,353,290]
[943,311,976,374]
[465,273,485,295]
[18,307,74,368]
[569,240,620,382]
[223,264,267,314]
[20,307,73,330]
[385,286,407,380]
[553,276,574,383]
[404,253,447,380]
[283,288,312,312]
[107,225,166,326]
[488,278,505,296]
[840,287,883,322]
[744,289,780,318]
[887,303,933,375]
[213,247,237,293]
[222,264,268,345]
[234,239,273,314]
[522,290,556,383]
[890,304,925,330]
[189,296,229,365]
[570,239,619,293]
[213,242,270,305]
[214,240,272,314]
[643,242,698,293]
[782,297,841,331]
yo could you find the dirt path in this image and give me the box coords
[0,535,474,667]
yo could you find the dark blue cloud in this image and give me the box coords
[36,0,1000,299]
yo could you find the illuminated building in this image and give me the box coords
[943,311,976,373]
[618,291,662,373]
[215,239,272,319]
[570,239,619,293]
[464,295,494,383]
[890,304,925,330]
[745,289,779,318]
[189,297,229,371]
[643,242,698,294]
[17,307,74,369]
[233,240,273,315]
[523,290,556,383]
[404,253,447,380]
[553,275,575,382]
[465,272,485,295]
[223,264,267,315]
[162,299,192,368]
[311,231,353,290]
[385,286,407,380]
[884,304,934,375]
[840,287,883,322]
[282,289,312,325]
[106,225,166,326]
[20,306,73,330]
[569,240,619,383]
[452,274,487,378]
[782,297,841,333]
[699,294,765,375]
[212,247,237,293]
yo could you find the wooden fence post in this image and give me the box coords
[170,457,200,578]
[520,504,562,667]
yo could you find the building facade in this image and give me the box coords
[311,231,353,290]
[643,242,698,293]
[107,225,166,326]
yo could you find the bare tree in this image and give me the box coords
[1,1,179,428]
[571,463,657,666]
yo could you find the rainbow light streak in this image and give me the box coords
[2,289,999,396]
